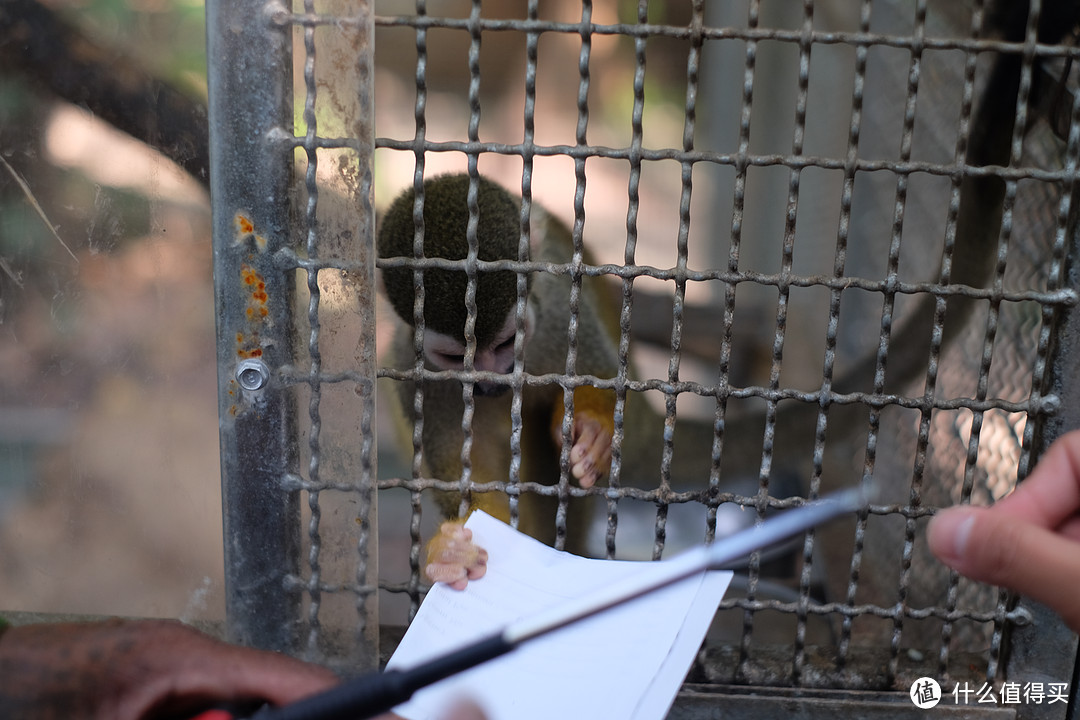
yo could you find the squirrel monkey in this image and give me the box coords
[378,174,623,588]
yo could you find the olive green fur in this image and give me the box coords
[378,174,526,346]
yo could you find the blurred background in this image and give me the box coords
[0,0,219,619]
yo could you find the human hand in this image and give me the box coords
[928,428,1080,632]
[0,618,339,720]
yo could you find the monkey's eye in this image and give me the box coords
[494,336,515,352]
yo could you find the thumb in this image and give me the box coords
[928,506,1080,631]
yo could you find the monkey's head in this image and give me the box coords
[378,174,528,347]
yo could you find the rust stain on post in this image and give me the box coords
[236,263,269,359]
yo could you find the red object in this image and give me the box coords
[187,711,237,720]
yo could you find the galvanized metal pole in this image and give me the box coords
[205,0,301,653]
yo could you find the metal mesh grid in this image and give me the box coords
[209,0,1080,709]
[369,0,1079,694]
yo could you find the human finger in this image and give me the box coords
[928,505,1080,631]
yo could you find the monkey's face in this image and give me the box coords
[422,305,535,397]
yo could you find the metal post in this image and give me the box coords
[205,0,301,653]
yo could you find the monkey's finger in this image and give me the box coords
[425,552,486,589]
[465,547,489,581]
[426,562,469,589]
[571,441,602,486]
[928,505,1080,632]
[573,440,613,487]
[569,447,596,471]
[572,458,599,488]
[569,431,596,485]
[570,418,613,486]
[569,421,599,458]
[569,429,611,465]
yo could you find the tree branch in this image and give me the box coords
[0,0,210,187]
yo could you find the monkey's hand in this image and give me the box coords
[425,520,489,591]
[554,386,615,489]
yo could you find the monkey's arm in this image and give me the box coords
[532,212,622,489]
[384,329,510,587]
[415,393,511,587]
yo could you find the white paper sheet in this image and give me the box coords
[386,511,733,720]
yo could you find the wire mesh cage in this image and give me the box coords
[207,0,1080,715]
